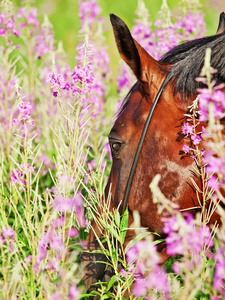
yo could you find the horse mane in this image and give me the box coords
[160,31,225,101]
[118,30,225,114]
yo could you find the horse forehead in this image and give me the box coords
[116,87,148,128]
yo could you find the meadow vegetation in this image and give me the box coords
[0,0,225,299]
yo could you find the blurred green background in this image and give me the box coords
[14,0,224,70]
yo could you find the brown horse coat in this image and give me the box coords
[80,12,225,294]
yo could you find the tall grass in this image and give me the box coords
[0,0,225,299]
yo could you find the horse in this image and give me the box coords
[80,12,225,296]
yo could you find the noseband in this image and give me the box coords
[121,68,174,215]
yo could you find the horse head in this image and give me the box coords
[80,12,225,294]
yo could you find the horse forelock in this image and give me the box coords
[160,31,225,102]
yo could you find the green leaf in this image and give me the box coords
[95,260,114,268]
[107,247,118,267]
[102,295,113,300]
[114,209,120,227]
[120,207,129,244]
[99,218,120,241]
[125,231,151,253]
[152,238,165,245]
[152,231,161,237]
[87,249,111,256]
[51,277,60,284]
[99,218,111,230]
[107,275,118,290]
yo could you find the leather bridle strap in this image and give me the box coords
[121,68,174,215]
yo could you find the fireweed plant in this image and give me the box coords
[0,0,225,299]
[0,0,110,298]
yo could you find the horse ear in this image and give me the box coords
[110,14,156,84]
[216,12,225,34]
[110,14,141,79]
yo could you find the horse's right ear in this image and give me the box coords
[216,12,225,34]
[110,14,142,79]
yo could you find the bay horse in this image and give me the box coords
[80,12,225,295]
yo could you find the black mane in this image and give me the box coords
[160,31,225,101]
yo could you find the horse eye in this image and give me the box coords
[111,142,121,152]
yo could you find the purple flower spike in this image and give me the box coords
[163,214,213,261]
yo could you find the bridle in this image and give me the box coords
[121,67,174,215]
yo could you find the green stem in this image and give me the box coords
[1,245,8,298]
[26,28,35,101]
[191,103,207,224]
[23,122,35,296]
[68,39,88,178]
[4,43,10,169]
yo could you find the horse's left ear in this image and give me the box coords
[110,14,159,86]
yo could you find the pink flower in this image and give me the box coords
[76,205,87,228]
[182,122,194,135]
[20,163,35,173]
[2,227,16,238]
[126,245,139,262]
[17,7,26,18]
[26,8,39,27]
[66,227,79,238]
[213,247,225,293]
[117,65,130,93]
[0,13,6,23]
[69,286,80,299]
[72,63,94,87]
[0,28,6,37]
[207,175,220,191]
[36,27,55,58]
[163,214,213,259]
[182,145,190,154]
[13,118,19,124]
[50,293,61,300]
[25,255,32,263]
[5,19,15,30]
[50,236,64,252]
[17,101,32,120]
[198,88,225,121]
[52,217,65,228]
[37,246,47,262]
[120,269,128,279]
[133,268,169,298]
[173,262,181,274]
[79,0,102,28]
[11,169,26,186]
[45,259,60,271]
[0,236,5,246]
[211,90,225,107]
[54,196,77,213]
[191,134,202,145]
